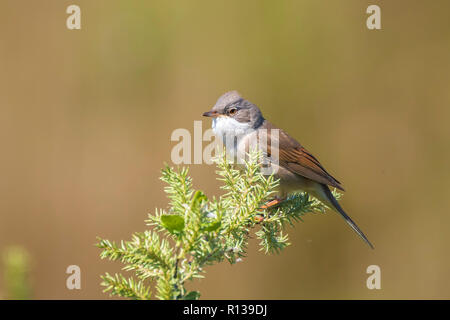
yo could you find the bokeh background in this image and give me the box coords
[0,0,449,299]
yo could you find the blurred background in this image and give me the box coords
[0,0,449,299]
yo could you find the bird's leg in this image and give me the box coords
[260,197,284,209]
[256,196,286,223]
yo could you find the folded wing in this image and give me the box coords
[261,121,344,191]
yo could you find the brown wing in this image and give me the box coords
[261,121,344,191]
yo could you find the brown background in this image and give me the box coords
[0,0,449,299]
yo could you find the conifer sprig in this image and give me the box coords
[97,149,339,299]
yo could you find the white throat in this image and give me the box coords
[212,117,255,156]
[212,117,253,141]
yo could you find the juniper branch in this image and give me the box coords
[97,148,339,299]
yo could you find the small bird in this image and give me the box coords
[203,91,373,249]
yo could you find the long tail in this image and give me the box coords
[316,184,374,249]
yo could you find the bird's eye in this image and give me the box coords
[228,108,237,116]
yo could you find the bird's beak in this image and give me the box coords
[202,110,219,118]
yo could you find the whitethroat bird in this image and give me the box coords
[203,91,374,249]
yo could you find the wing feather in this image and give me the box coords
[260,121,344,191]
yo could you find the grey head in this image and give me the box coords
[202,91,265,128]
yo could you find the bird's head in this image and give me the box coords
[203,91,264,129]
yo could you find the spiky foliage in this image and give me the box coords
[97,149,340,299]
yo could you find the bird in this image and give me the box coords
[203,90,374,249]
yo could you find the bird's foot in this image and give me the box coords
[254,215,265,223]
[256,197,285,223]
[260,198,284,209]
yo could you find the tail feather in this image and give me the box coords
[318,184,374,249]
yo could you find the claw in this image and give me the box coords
[254,215,265,223]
